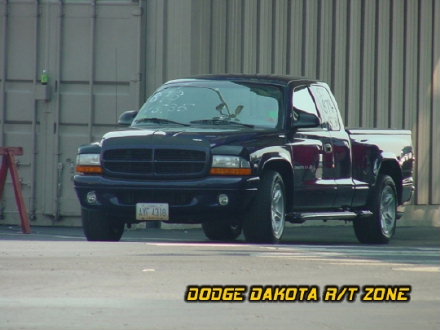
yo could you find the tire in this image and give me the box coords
[81,208,125,242]
[353,175,397,244]
[243,170,286,243]
[202,221,242,241]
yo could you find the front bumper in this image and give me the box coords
[74,175,259,223]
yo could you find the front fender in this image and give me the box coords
[250,146,293,176]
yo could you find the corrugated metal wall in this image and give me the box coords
[0,0,438,226]
[145,0,440,207]
[0,0,144,225]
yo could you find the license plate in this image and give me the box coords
[136,203,169,221]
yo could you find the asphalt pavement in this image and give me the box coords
[0,222,438,246]
[0,224,439,330]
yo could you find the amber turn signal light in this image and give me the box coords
[76,165,103,174]
[210,168,252,176]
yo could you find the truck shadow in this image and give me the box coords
[1,224,438,248]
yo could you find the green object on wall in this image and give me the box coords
[41,70,48,85]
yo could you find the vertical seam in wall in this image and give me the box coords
[0,0,7,147]
[88,0,96,143]
[162,0,167,81]
[316,0,322,79]
[388,0,394,128]
[286,0,292,74]
[208,0,213,73]
[415,0,421,204]
[301,0,307,76]
[30,0,40,219]
[330,0,336,92]
[271,0,276,74]
[373,0,379,128]
[359,0,365,127]
[226,0,230,73]
[240,0,245,73]
[54,0,64,220]
[344,0,351,126]
[225,0,229,73]
[429,0,435,204]
[256,0,261,73]
[138,0,146,104]
[402,0,407,129]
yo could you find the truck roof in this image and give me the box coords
[167,74,319,87]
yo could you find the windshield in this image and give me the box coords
[133,81,283,129]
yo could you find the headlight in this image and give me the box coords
[210,155,252,175]
[75,154,103,174]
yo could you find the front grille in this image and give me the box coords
[102,148,208,178]
[155,149,205,161]
[105,162,154,174]
[105,149,152,161]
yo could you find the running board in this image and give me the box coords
[286,211,373,224]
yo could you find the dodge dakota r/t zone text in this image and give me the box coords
[74,75,415,244]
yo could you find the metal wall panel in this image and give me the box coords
[333,0,348,121]
[0,0,38,222]
[416,0,434,204]
[287,0,304,76]
[210,0,227,73]
[432,0,440,204]
[273,0,288,75]
[317,0,333,90]
[242,0,258,73]
[346,0,362,127]
[389,0,405,129]
[0,0,143,225]
[144,0,439,207]
[190,0,210,74]
[258,0,274,73]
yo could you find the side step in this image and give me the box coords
[286,211,373,224]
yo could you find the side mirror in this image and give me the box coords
[118,110,138,126]
[291,110,321,129]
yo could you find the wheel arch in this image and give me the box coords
[261,159,294,213]
[377,160,403,205]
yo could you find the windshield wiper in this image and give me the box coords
[134,117,190,126]
[190,119,254,128]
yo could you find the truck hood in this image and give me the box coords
[101,126,280,150]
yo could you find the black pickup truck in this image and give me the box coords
[74,75,414,244]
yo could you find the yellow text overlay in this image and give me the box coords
[184,285,412,303]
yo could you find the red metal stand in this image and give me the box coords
[0,147,31,234]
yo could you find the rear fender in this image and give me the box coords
[373,153,403,204]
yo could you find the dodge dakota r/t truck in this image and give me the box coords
[74,75,414,244]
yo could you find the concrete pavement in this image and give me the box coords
[0,224,439,330]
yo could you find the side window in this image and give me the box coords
[310,85,341,131]
[292,86,319,118]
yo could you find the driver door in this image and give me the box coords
[289,86,337,210]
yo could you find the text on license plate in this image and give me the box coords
[136,203,169,221]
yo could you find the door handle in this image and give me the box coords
[324,143,333,153]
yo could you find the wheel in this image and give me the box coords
[81,208,125,241]
[202,221,242,241]
[353,175,397,244]
[243,170,286,243]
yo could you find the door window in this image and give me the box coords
[292,86,320,118]
[310,85,341,131]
